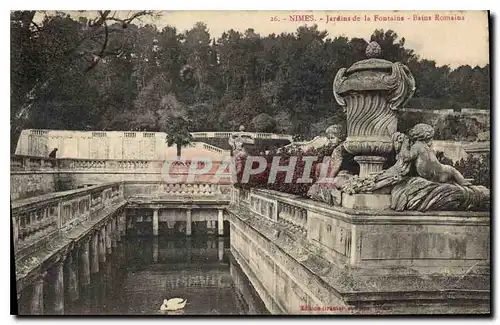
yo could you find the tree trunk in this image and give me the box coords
[176,143,182,157]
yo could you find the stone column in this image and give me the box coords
[218,209,224,236]
[30,272,45,315]
[99,227,106,263]
[106,222,112,254]
[186,209,192,236]
[80,239,91,287]
[53,260,65,315]
[90,231,100,273]
[65,250,79,302]
[153,209,159,236]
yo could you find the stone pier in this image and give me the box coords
[186,209,192,236]
[30,273,45,315]
[105,223,112,254]
[218,209,224,236]
[153,209,159,236]
[80,240,91,286]
[111,218,118,248]
[90,232,100,274]
[65,251,79,302]
[115,216,121,242]
[153,236,159,263]
[218,237,224,261]
[52,261,65,315]
[99,228,106,263]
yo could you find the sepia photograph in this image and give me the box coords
[10,10,491,316]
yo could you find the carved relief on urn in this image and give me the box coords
[333,41,416,178]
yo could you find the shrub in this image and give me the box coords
[235,142,360,197]
[454,153,490,188]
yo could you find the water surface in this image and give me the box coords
[65,236,268,315]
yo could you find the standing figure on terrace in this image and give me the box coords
[307,124,356,204]
[229,125,255,177]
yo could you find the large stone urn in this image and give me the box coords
[333,41,416,178]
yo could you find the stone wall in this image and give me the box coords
[10,172,59,200]
[15,129,292,159]
[11,157,233,200]
[15,130,168,160]
[227,188,490,314]
[432,140,470,162]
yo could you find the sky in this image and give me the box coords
[34,10,489,68]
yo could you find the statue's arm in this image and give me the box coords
[329,144,344,175]
[400,138,418,162]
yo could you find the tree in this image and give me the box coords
[434,115,486,141]
[369,29,415,63]
[10,10,155,150]
[165,115,193,157]
[251,113,277,132]
[10,16,490,148]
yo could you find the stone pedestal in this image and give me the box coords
[218,209,224,236]
[354,156,387,179]
[186,209,192,236]
[30,274,45,315]
[80,240,91,286]
[153,209,159,236]
[341,193,391,210]
[90,232,100,273]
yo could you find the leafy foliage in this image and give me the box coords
[454,153,490,188]
[434,115,486,141]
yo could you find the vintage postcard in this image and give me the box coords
[11,10,490,316]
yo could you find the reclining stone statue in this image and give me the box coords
[341,123,489,211]
[407,124,471,185]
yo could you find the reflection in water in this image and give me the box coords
[65,236,268,315]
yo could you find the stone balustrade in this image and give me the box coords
[249,193,278,222]
[12,182,124,259]
[11,155,56,171]
[190,131,293,142]
[246,189,307,234]
[123,181,232,202]
[229,187,250,205]
[57,158,164,170]
[11,156,229,172]
[277,202,307,234]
